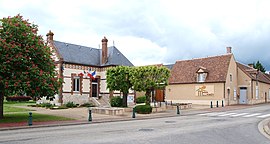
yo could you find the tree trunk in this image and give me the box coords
[0,91,4,119]
[122,92,128,107]
[145,90,151,105]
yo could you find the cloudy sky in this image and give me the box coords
[1,0,270,69]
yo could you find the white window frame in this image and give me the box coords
[73,76,80,92]
[256,86,259,99]
[233,88,237,100]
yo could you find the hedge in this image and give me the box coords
[6,96,32,102]
[135,104,152,114]
[136,96,146,104]
[110,96,123,107]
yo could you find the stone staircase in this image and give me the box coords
[90,95,111,107]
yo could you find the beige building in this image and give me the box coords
[166,47,270,106]
[46,31,133,105]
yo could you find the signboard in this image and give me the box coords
[195,85,214,96]
[127,95,134,102]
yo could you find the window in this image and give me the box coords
[230,74,232,82]
[73,77,80,92]
[256,86,259,99]
[198,73,206,82]
[233,88,237,100]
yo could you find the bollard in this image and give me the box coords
[88,108,92,122]
[177,105,180,115]
[132,107,136,118]
[210,101,213,108]
[159,101,162,107]
[222,100,224,107]
[28,112,32,126]
[216,101,219,107]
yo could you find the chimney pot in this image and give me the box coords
[226,47,232,54]
[101,36,108,64]
[46,30,54,41]
[248,63,254,68]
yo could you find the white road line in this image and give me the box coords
[242,113,261,117]
[230,113,249,117]
[218,113,237,116]
[257,114,270,118]
[198,112,226,116]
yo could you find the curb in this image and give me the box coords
[258,118,270,139]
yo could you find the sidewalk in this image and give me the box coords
[0,104,258,131]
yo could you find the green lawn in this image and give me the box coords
[1,101,74,123]
[1,112,73,123]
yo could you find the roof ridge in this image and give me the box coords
[54,40,98,50]
[176,53,232,63]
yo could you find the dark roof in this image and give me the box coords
[54,41,133,67]
[237,62,270,84]
[169,54,232,84]
[164,64,174,70]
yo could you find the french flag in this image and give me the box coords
[87,70,96,80]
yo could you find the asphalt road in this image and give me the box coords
[1,105,270,144]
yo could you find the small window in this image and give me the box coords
[256,86,259,99]
[73,77,80,92]
[198,73,206,82]
[230,74,232,82]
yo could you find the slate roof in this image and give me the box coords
[169,54,232,84]
[237,62,270,84]
[53,41,133,67]
[164,64,174,70]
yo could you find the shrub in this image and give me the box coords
[136,96,146,104]
[110,96,123,107]
[80,102,95,107]
[135,104,152,114]
[40,103,53,108]
[65,102,76,108]
[6,96,32,102]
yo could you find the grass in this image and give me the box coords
[1,101,74,123]
[1,112,73,123]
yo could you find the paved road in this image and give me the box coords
[1,105,270,144]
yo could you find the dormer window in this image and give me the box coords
[196,67,208,83]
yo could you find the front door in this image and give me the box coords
[239,87,247,104]
[92,82,98,98]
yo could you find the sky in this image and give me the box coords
[1,0,270,70]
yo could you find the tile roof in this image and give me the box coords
[237,62,270,84]
[53,41,133,67]
[169,54,232,84]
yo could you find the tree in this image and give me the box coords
[106,66,132,107]
[253,61,266,73]
[0,14,61,118]
[130,66,170,105]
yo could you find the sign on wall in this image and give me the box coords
[195,85,214,96]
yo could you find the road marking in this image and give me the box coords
[242,113,261,117]
[198,112,226,116]
[230,113,249,117]
[257,114,270,118]
[218,113,237,116]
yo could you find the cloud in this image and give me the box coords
[1,0,270,69]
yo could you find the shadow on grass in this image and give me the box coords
[1,112,74,123]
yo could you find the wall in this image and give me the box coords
[224,55,238,105]
[166,83,225,105]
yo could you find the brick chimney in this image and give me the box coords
[102,36,108,64]
[226,47,232,54]
[46,30,54,42]
[248,63,254,68]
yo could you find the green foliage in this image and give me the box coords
[65,102,76,108]
[253,61,266,73]
[80,102,95,107]
[40,103,53,108]
[135,104,152,114]
[0,14,62,98]
[110,96,123,107]
[130,66,170,105]
[136,96,146,104]
[106,66,133,107]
